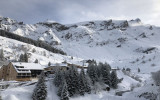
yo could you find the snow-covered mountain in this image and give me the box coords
[1,16,160,100]
[0,16,160,73]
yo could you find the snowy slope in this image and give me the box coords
[0,36,83,67]
[1,17,160,100]
[1,16,160,75]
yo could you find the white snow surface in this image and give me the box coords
[0,17,160,100]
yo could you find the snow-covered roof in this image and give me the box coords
[67,61,88,67]
[12,62,45,73]
[50,63,68,67]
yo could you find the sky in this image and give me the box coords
[0,0,160,26]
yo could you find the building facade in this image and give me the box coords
[0,62,45,81]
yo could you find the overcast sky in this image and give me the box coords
[0,0,160,26]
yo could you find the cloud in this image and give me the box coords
[0,0,159,26]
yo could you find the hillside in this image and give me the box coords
[0,17,160,100]
[0,17,160,73]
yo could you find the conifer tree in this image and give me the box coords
[24,52,28,62]
[78,68,86,95]
[54,68,63,87]
[0,49,4,60]
[60,80,69,100]
[72,66,79,94]
[32,71,47,100]
[66,66,79,97]
[34,59,38,63]
[48,62,51,66]
[87,62,98,85]
[84,74,91,94]
[110,71,118,89]
[19,54,24,62]
[101,63,111,86]
[57,72,65,97]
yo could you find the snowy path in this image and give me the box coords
[46,78,59,100]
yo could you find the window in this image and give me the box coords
[15,66,24,68]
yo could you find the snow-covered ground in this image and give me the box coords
[1,70,156,100]
[0,17,160,99]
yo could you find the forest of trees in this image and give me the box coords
[53,61,119,100]
[0,29,66,55]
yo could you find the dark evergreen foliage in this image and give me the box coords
[19,53,28,62]
[87,62,98,85]
[100,63,111,86]
[110,71,118,89]
[48,62,51,66]
[32,71,47,100]
[0,49,4,60]
[34,59,38,63]
[24,52,28,62]
[60,80,69,100]
[54,61,119,98]
[78,68,86,95]
[54,68,63,87]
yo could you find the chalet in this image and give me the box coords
[0,62,45,81]
[44,63,68,74]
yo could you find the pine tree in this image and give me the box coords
[0,49,4,60]
[87,62,98,85]
[65,69,73,97]
[72,66,79,94]
[84,74,91,94]
[48,62,51,66]
[100,63,111,86]
[110,71,118,89]
[66,66,79,97]
[57,72,65,97]
[78,68,86,95]
[34,59,38,63]
[54,68,63,87]
[32,71,47,100]
[60,80,69,100]
[19,54,24,62]
[24,52,28,62]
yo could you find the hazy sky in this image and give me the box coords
[0,0,160,26]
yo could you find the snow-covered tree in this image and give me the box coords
[65,66,79,97]
[0,49,4,60]
[110,71,118,89]
[24,52,28,62]
[78,68,86,95]
[54,68,63,87]
[34,59,38,63]
[19,53,28,62]
[72,66,79,94]
[100,63,111,86]
[32,71,47,100]
[84,74,91,94]
[87,62,98,85]
[60,80,69,100]
[19,54,24,62]
[57,72,65,97]
[48,62,51,66]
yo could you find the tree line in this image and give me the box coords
[0,29,66,55]
[54,61,119,100]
